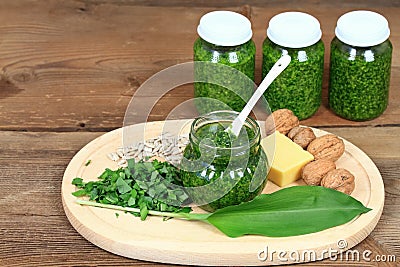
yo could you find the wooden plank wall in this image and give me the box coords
[0,0,399,131]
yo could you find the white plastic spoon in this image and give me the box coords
[227,54,291,136]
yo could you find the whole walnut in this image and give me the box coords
[321,168,355,195]
[265,109,299,135]
[302,159,336,185]
[288,126,316,149]
[307,134,345,162]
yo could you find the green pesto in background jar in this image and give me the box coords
[262,12,324,120]
[180,111,268,212]
[193,11,256,114]
[329,11,392,121]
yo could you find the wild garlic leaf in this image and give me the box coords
[205,186,371,237]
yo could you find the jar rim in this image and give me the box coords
[190,110,260,150]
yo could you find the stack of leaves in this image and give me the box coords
[72,159,191,220]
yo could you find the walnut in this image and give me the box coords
[265,109,299,135]
[307,134,345,161]
[321,168,355,195]
[287,126,302,139]
[288,126,316,149]
[301,159,336,185]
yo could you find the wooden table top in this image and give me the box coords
[0,1,398,266]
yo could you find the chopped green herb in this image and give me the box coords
[193,38,256,114]
[72,159,191,220]
[262,39,324,120]
[85,160,91,166]
[329,37,392,121]
[115,213,119,218]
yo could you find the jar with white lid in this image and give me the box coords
[329,10,392,121]
[262,12,324,120]
[180,110,268,212]
[194,11,256,114]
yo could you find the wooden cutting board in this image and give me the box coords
[61,120,384,266]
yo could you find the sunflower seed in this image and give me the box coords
[116,150,124,158]
[144,146,153,152]
[106,132,190,165]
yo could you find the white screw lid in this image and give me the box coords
[267,12,322,48]
[197,11,253,46]
[335,10,390,47]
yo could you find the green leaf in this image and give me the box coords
[71,178,84,187]
[100,168,112,179]
[120,192,131,202]
[71,189,87,197]
[204,186,371,237]
[131,189,137,198]
[150,171,159,181]
[89,187,98,200]
[115,177,132,194]
[105,192,119,204]
[140,204,149,221]
[127,196,136,206]
[127,159,135,170]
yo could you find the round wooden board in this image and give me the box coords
[62,120,384,266]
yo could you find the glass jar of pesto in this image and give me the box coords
[262,12,324,120]
[180,111,268,212]
[194,11,256,114]
[329,11,392,121]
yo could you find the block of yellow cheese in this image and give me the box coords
[261,131,314,187]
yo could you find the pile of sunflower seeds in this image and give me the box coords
[107,132,189,167]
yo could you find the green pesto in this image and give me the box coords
[262,39,324,120]
[193,38,256,114]
[195,122,255,148]
[328,37,392,121]
[180,122,267,212]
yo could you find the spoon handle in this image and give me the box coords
[230,54,291,136]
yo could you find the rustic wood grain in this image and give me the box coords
[0,1,399,131]
[0,129,398,266]
[0,0,399,266]
[81,0,400,8]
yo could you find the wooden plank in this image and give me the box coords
[81,0,400,8]
[0,218,395,267]
[318,127,400,160]
[0,1,399,131]
[0,129,398,265]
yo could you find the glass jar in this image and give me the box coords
[262,12,324,120]
[180,111,268,212]
[329,10,392,121]
[194,11,256,114]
